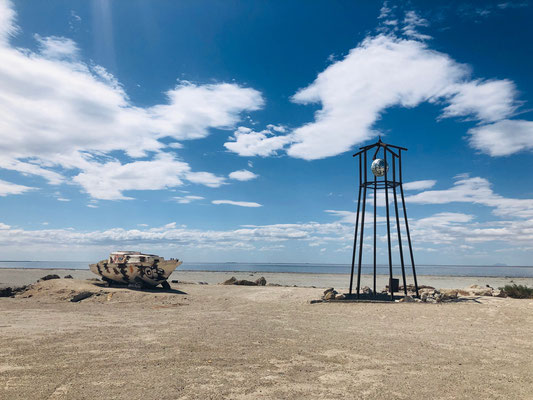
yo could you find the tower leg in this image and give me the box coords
[384,156,394,300]
[393,184,408,296]
[373,176,377,297]
[400,184,419,297]
[349,185,362,295]
[356,184,367,299]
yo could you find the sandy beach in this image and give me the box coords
[1,270,533,399]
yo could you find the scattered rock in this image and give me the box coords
[70,291,94,302]
[40,274,61,281]
[221,277,237,285]
[324,291,336,300]
[255,277,267,286]
[398,295,415,303]
[309,299,323,304]
[171,280,179,284]
[64,275,73,279]
[458,285,494,297]
[361,286,373,295]
[322,288,338,300]
[198,281,208,285]
[0,285,28,297]
[439,289,459,300]
[233,279,257,286]
[266,283,282,287]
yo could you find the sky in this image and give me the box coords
[0,0,533,265]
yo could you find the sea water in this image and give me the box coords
[0,261,532,277]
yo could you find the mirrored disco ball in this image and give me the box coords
[371,158,388,177]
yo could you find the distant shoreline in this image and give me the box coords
[1,266,533,279]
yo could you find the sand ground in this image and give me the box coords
[2,267,533,290]
[1,276,533,399]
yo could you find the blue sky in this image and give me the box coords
[0,0,533,265]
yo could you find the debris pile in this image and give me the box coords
[311,284,507,304]
[0,286,27,298]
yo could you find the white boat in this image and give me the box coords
[89,251,182,289]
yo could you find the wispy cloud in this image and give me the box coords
[173,195,204,204]
[0,179,34,196]
[228,169,258,181]
[212,200,262,208]
[403,180,437,190]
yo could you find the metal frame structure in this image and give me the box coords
[348,138,419,300]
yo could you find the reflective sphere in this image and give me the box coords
[371,158,388,177]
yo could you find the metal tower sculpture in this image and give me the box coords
[348,138,419,300]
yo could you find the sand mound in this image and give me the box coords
[17,279,187,304]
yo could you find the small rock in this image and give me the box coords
[70,291,94,302]
[399,295,415,303]
[361,286,373,295]
[234,279,257,286]
[336,294,346,300]
[255,277,267,286]
[266,283,282,287]
[323,288,335,295]
[439,289,458,300]
[309,299,323,304]
[198,281,208,285]
[324,291,337,300]
[40,274,61,281]
[221,277,237,285]
[171,280,179,283]
[64,275,73,279]
[0,287,13,297]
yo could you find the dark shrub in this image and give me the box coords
[500,284,533,299]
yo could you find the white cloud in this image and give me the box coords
[403,180,436,190]
[224,126,290,157]
[228,169,258,181]
[0,222,10,229]
[468,119,533,156]
[0,0,16,45]
[173,195,204,204]
[0,0,263,199]
[402,11,430,40]
[406,174,533,219]
[227,10,529,160]
[35,34,79,60]
[72,153,226,200]
[0,178,34,196]
[212,200,262,208]
[441,79,517,123]
[57,197,70,202]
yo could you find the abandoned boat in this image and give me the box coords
[89,251,182,289]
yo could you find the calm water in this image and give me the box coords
[0,261,532,277]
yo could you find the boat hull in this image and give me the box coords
[89,259,182,287]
